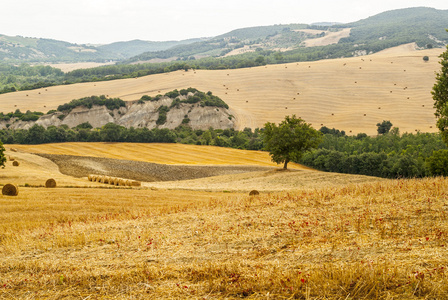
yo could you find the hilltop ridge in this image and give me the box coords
[0,7,447,65]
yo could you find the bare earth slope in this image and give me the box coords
[0,44,442,135]
[37,153,273,182]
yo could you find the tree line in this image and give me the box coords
[1,121,447,178]
[0,123,263,150]
[301,128,448,178]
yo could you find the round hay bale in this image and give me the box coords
[125,180,132,186]
[88,174,94,181]
[8,157,15,161]
[131,181,142,187]
[118,179,126,186]
[92,175,98,182]
[12,161,19,167]
[249,190,260,196]
[103,176,110,184]
[109,177,117,185]
[45,178,57,188]
[113,178,120,186]
[2,184,19,196]
[10,148,17,152]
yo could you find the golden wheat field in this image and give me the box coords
[1,157,448,298]
[1,143,448,298]
[0,44,443,135]
[6,143,382,192]
[9,142,304,167]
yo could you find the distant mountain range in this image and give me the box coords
[0,6,447,64]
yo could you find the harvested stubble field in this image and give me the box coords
[9,142,303,167]
[1,143,448,298]
[2,176,448,299]
[0,44,442,135]
[8,143,381,192]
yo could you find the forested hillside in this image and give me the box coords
[124,7,448,64]
[97,38,204,58]
[336,7,448,53]
[0,35,118,62]
[0,7,447,96]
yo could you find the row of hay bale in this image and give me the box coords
[2,178,57,196]
[88,174,141,187]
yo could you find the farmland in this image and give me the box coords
[0,38,447,298]
[1,143,448,298]
[0,44,443,135]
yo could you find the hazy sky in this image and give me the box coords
[1,0,448,44]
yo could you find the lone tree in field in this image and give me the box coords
[432,29,448,145]
[263,115,322,169]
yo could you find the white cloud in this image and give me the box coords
[0,0,447,44]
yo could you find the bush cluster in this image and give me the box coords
[57,95,126,113]
[140,88,229,109]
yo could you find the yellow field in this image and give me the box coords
[2,174,448,298]
[0,44,443,135]
[5,143,384,192]
[9,142,304,167]
[3,142,448,298]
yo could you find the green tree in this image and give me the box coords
[376,120,393,135]
[432,29,448,145]
[25,124,46,144]
[423,55,429,62]
[0,141,6,168]
[101,123,125,142]
[426,149,448,176]
[263,115,322,169]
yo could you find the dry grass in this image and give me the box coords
[4,143,383,192]
[9,143,307,169]
[147,168,384,192]
[0,149,104,187]
[0,44,442,134]
[0,142,445,298]
[1,177,448,298]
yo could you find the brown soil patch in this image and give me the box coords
[37,153,274,182]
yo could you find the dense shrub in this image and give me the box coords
[57,95,126,113]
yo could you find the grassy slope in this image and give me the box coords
[0,45,442,135]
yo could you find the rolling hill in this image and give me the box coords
[0,35,202,63]
[1,7,447,65]
[123,7,448,64]
[0,44,442,135]
[4,143,383,191]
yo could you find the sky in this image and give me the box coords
[1,0,448,45]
